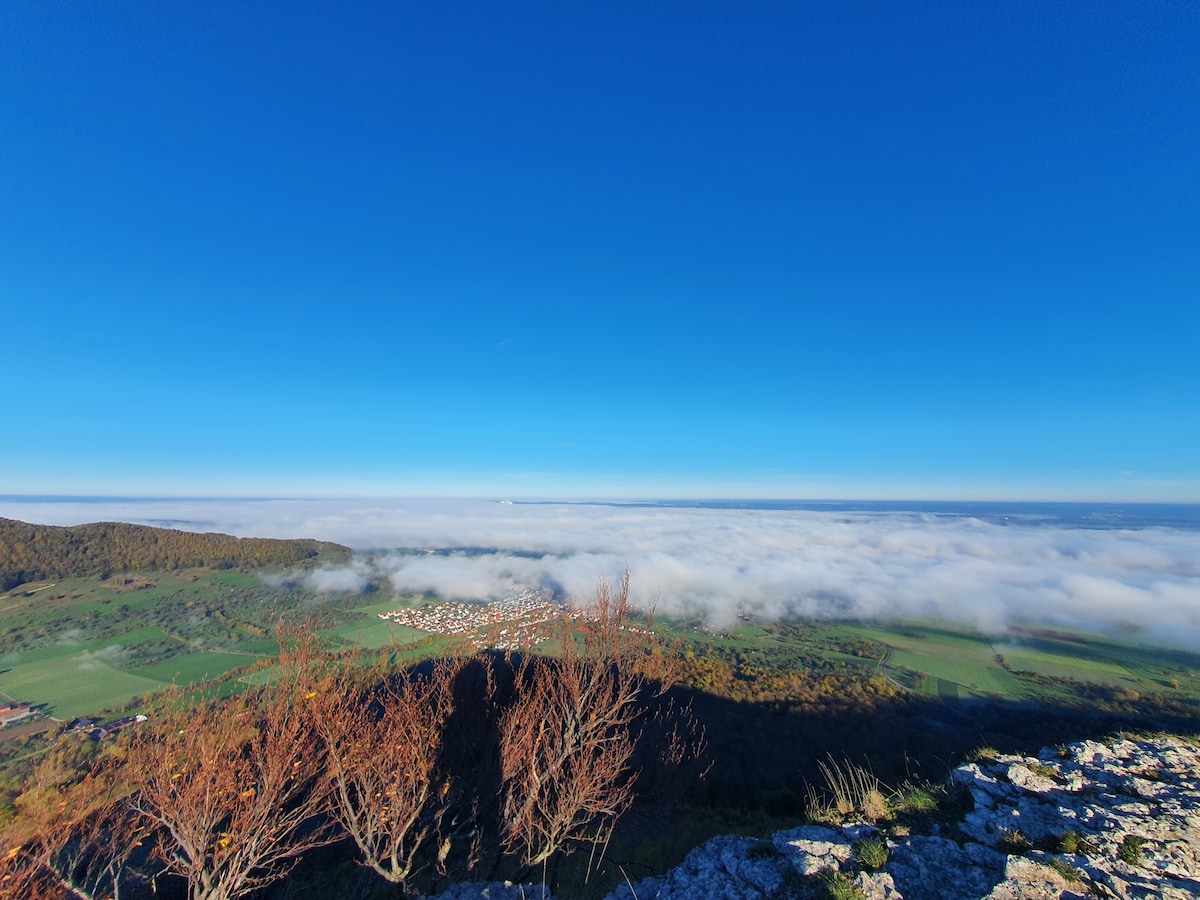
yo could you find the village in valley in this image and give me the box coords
[376,586,564,649]
[374,585,655,651]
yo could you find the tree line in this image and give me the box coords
[0,574,703,900]
[0,518,350,591]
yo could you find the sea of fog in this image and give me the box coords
[3,497,1199,648]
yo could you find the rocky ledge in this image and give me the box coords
[610,735,1200,900]
[434,735,1200,900]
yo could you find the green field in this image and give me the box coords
[824,620,1194,702]
[77,626,177,650]
[131,651,264,684]
[0,568,449,718]
[2,564,1199,724]
[0,566,328,718]
[835,624,1024,698]
[323,619,429,649]
[0,644,88,668]
[344,597,431,617]
[992,642,1135,686]
[0,651,164,719]
[316,595,433,649]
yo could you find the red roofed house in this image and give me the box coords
[0,704,32,727]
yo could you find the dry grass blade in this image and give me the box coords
[806,756,890,823]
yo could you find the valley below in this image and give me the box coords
[1,519,1198,899]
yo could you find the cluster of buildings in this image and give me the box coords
[376,586,657,651]
[68,714,148,741]
[0,702,33,728]
[378,588,563,649]
[1,703,148,741]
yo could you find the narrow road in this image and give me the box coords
[877,645,907,691]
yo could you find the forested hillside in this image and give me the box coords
[0,517,350,589]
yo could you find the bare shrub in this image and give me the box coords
[313,654,465,887]
[127,679,340,900]
[0,833,64,900]
[498,571,696,874]
[499,644,641,870]
[6,746,149,900]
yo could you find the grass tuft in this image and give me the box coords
[1046,858,1082,882]
[1117,834,1146,866]
[852,837,888,871]
[998,828,1033,855]
[889,782,973,831]
[891,784,937,813]
[1057,829,1094,857]
[805,757,890,823]
[821,870,864,900]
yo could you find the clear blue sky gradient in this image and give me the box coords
[2,2,1197,500]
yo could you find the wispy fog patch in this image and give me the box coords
[89,644,130,662]
[4,498,1199,647]
[308,564,371,594]
[262,559,373,594]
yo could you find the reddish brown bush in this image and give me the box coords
[312,654,465,887]
[127,681,340,900]
[498,571,699,874]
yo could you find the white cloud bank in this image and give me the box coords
[3,498,1198,647]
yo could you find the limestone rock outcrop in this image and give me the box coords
[431,735,1200,900]
[615,735,1200,900]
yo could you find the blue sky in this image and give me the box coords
[2,2,1197,501]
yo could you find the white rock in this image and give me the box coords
[435,737,1200,900]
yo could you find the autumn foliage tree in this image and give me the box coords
[2,745,148,900]
[311,654,464,889]
[126,679,340,900]
[0,575,704,899]
[498,571,697,875]
[0,517,345,590]
[0,834,63,900]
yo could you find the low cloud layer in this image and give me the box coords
[3,498,1199,647]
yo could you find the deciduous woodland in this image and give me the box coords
[0,575,705,900]
[0,518,350,591]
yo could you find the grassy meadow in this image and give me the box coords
[0,567,435,720]
[1,563,1199,728]
[0,652,163,720]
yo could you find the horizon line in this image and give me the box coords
[2,494,1199,508]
